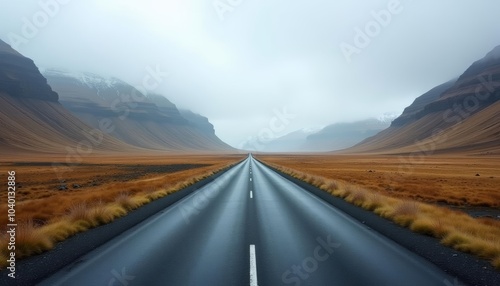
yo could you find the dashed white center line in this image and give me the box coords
[250,245,258,286]
[250,178,252,181]
[250,191,253,199]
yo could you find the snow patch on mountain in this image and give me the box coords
[377,112,400,123]
[41,68,135,98]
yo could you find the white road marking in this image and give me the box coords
[250,191,253,199]
[250,245,258,286]
[250,178,252,181]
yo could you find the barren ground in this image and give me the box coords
[257,154,500,217]
[0,153,245,228]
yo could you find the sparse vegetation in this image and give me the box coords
[0,155,244,268]
[258,157,500,270]
[256,154,500,207]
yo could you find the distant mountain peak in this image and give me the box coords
[0,40,22,57]
[377,112,400,123]
[299,127,323,134]
[0,40,58,101]
[484,45,500,61]
[43,69,233,151]
[345,44,500,155]
[42,68,131,97]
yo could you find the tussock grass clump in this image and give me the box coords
[391,200,420,226]
[130,196,151,208]
[432,218,448,238]
[39,219,84,241]
[410,216,440,236]
[142,187,167,200]
[146,189,169,200]
[113,192,150,211]
[263,160,500,270]
[325,180,339,192]
[89,200,125,224]
[345,186,368,206]
[115,192,136,210]
[393,200,420,217]
[15,220,54,258]
[309,176,325,188]
[442,230,498,258]
[331,184,349,198]
[100,203,128,220]
[363,192,384,211]
[67,203,93,222]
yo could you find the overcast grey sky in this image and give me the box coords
[1,0,499,148]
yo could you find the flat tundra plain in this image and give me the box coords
[259,154,500,209]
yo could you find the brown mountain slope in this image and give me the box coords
[0,94,138,154]
[43,70,233,152]
[391,80,456,127]
[0,40,139,155]
[345,45,500,155]
[0,43,57,102]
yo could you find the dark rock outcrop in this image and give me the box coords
[391,80,456,127]
[0,40,58,101]
[179,109,216,135]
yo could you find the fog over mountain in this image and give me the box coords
[1,1,500,148]
[0,40,135,154]
[346,45,500,154]
[242,115,397,152]
[43,69,232,151]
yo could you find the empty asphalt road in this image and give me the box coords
[39,155,457,285]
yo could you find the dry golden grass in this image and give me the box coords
[0,154,244,268]
[88,200,121,224]
[258,156,500,270]
[14,220,54,258]
[258,154,500,207]
[0,154,244,226]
